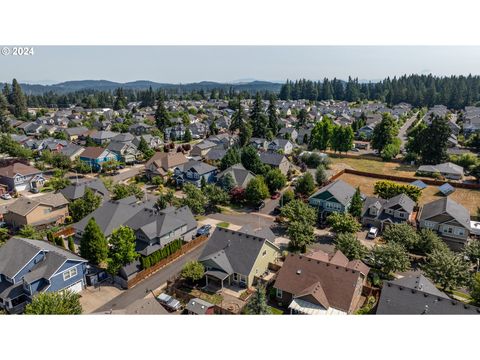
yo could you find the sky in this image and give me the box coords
[2,46,480,84]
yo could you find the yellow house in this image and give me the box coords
[199,227,280,289]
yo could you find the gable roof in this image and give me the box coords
[309,179,356,206]
[377,275,480,315]
[186,298,214,314]
[274,250,369,313]
[59,178,110,201]
[7,193,69,217]
[419,197,470,229]
[0,163,41,178]
[80,146,108,159]
[259,152,288,167]
[0,237,86,280]
[145,151,188,172]
[176,160,217,175]
[217,163,255,188]
[199,227,279,276]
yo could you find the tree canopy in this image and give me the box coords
[25,290,82,315]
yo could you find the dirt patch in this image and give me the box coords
[337,172,480,214]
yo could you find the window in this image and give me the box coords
[397,212,405,219]
[386,209,393,215]
[370,207,377,215]
[454,228,465,236]
[63,267,78,281]
[233,273,239,282]
[44,208,52,214]
[276,288,283,299]
[262,250,267,257]
[424,221,436,229]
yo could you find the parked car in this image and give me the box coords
[30,188,39,194]
[157,293,181,311]
[367,227,379,239]
[196,224,212,236]
[255,201,265,211]
[271,191,281,200]
[1,193,12,200]
[273,205,282,215]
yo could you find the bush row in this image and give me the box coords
[140,238,183,269]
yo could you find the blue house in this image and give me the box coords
[309,179,358,219]
[79,146,119,172]
[0,238,87,314]
[173,160,218,188]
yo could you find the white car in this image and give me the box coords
[1,193,12,200]
[367,227,379,239]
[157,293,181,311]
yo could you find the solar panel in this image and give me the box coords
[438,183,455,195]
[410,180,427,189]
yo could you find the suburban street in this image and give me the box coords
[93,242,207,313]
[398,112,419,149]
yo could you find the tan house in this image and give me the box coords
[145,151,188,179]
[199,227,280,289]
[273,250,370,314]
[4,193,69,229]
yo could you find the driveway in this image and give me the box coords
[398,112,419,149]
[93,242,207,313]
[111,164,144,183]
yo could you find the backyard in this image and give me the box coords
[329,155,418,177]
[337,172,480,214]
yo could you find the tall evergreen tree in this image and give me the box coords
[113,87,127,110]
[267,94,279,136]
[11,79,27,118]
[80,218,108,265]
[155,95,170,131]
[250,93,269,138]
[349,187,363,218]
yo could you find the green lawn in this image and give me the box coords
[329,155,418,177]
[269,306,284,315]
[217,222,230,228]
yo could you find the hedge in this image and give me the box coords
[140,238,183,269]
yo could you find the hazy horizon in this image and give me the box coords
[2,46,480,84]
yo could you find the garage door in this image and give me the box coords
[15,184,28,192]
[65,280,83,294]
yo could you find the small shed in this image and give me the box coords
[438,183,455,196]
[186,298,215,315]
[410,180,427,190]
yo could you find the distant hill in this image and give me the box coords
[5,79,284,95]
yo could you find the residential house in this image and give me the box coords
[217,164,255,189]
[188,122,208,139]
[309,180,357,218]
[133,134,163,150]
[416,162,464,180]
[63,127,90,141]
[190,140,217,158]
[60,178,110,203]
[145,151,189,179]
[259,152,291,175]
[59,143,85,161]
[376,275,480,315]
[267,139,294,154]
[277,127,298,142]
[273,250,369,315]
[4,193,69,229]
[0,238,87,314]
[249,138,269,151]
[107,141,141,164]
[129,123,152,136]
[0,163,45,192]
[361,193,416,231]
[199,227,281,289]
[164,124,185,141]
[173,160,218,187]
[357,124,375,139]
[204,148,227,162]
[79,147,119,172]
[186,298,215,315]
[417,197,471,250]
[297,127,312,145]
[90,130,119,145]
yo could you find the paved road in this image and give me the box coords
[209,212,275,229]
[398,112,419,149]
[94,242,206,313]
[111,164,144,183]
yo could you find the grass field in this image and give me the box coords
[329,155,418,177]
[217,222,230,228]
[338,172,480,214]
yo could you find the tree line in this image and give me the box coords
[279,74,480,109]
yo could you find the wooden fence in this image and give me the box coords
[53,226,75,238]
[332,168,480,190]
[126,235,209,288]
